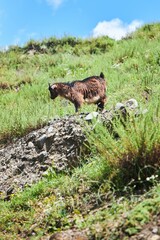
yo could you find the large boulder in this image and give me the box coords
[0,99,142,198]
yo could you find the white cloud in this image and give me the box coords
[46,0,63,9]
[92,18,143,40]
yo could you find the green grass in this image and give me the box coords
[1,24,160,142]
[0,164,159,239]
[0,23,160,239]
[88,97,160,191]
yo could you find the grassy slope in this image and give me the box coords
[0,23,160,239]
[1,25,160,142]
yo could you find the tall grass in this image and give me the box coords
[87,95,160,191]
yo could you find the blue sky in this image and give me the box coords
[0,0,160,48]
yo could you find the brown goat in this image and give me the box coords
[48,72,107,112]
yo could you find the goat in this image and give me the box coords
[48,72,107,112]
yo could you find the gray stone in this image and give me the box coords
[85,111,99,121]
[47,126,54,133]
[115,102,125,111]
[125,98,138,109]
[150,235,160,240]
[152,227,159,234]
[35,134,47,149]
[28,141,34,149]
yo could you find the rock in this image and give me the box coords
[115,102,125,111]
[37,151,48,162]
[125,98,138,109]
[47,126,54,133]
[150,235,160,240]
[49,229,88,240]
[0,99,141,196]
[28,141,34,149]
[0,114,86,196]
[152,227,159,234]
[35,134,47,149]
[114,103,128,119]
[25,132,38,142]
[84,111,99,121]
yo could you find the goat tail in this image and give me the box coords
[100,72,105,79]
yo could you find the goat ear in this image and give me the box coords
[48,83,52,90]
[50,84,57,90]
[100,72,104,78]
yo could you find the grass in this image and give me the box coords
[88,98,160,191]
[0,23,160,239]
[1,25,160,142]
[0,163,159,239]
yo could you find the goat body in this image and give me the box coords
[49,72,107,112]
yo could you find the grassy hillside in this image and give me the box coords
[0,23,160,239]
[0,23,160,143]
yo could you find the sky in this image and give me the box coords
[0,0,160,48]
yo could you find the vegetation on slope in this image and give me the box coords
[0,23,160,143]
[0,23,160,239]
